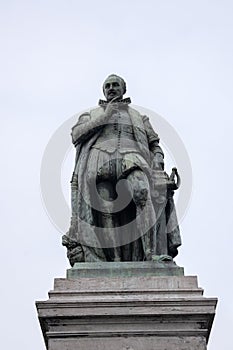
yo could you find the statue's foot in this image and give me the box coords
[152,254,173,262]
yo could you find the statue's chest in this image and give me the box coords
[101,109,134,139]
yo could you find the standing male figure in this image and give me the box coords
[62,74,181,265]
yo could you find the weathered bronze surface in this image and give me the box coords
[62,74,181,265]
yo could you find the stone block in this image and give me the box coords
[36,262,217,350]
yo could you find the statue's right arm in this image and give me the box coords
[71,109,108,145]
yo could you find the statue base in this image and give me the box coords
[36,262,217,350]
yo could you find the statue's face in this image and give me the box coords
[103,76,125,101]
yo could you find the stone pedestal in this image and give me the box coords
[36,262,217,350]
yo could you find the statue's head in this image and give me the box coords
[103,74,127,102]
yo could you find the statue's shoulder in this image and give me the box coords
[72,110,90,129]
[72,106,104,128]
[128,105,141,115]
[128,106,147,121]
[89,106,104,119]
[128,106,150,128]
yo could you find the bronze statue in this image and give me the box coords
[62,74,181,265]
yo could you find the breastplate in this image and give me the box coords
[93,109,139,153]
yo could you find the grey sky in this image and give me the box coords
[0,1,233,349]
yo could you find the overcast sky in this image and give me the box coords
[1,1,233,349]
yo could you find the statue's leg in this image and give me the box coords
[126,170,156,260]
[96,181,121,262]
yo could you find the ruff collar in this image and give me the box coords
[98,97,131,106]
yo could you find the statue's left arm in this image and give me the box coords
[142,115,164,170]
